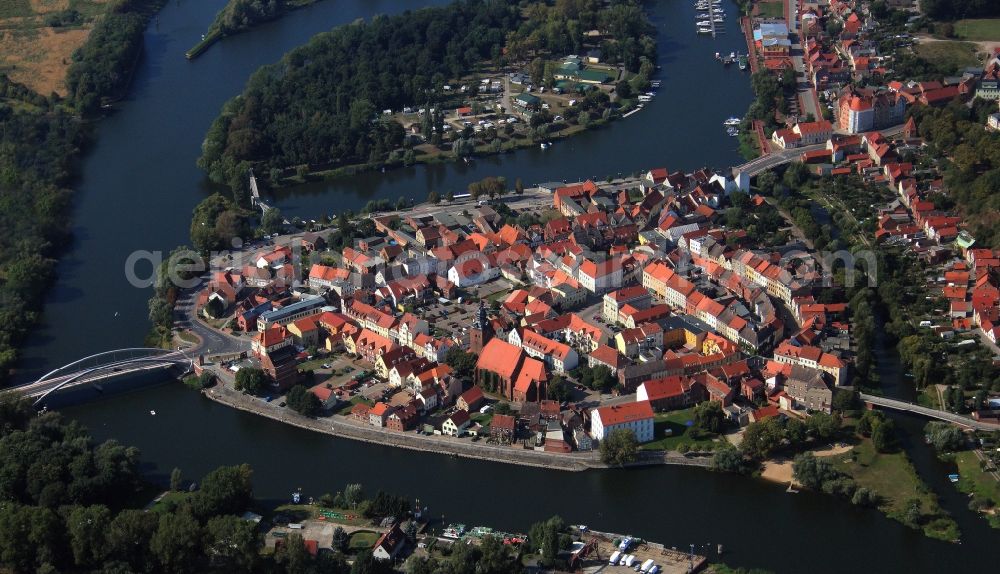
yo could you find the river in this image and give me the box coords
[20,0,999,571]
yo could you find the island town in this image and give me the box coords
[121,0,1000,550]
[3,0,1000,572]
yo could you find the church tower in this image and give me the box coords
[469,301,494,354]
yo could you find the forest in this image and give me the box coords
[920,0,1000,20]
[0,394,263,573]
[198,0,656,196]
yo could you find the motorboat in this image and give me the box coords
[540,142,550,150]
[724,117,742,126]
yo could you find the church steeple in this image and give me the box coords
[469,301,493,354]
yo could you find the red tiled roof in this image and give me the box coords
[594,400,654,426]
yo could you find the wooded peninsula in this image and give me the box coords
[197,0,657,199]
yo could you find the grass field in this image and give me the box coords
[347,530,379,552]
[757,1,784,19]
[640,407,719,451]
[914,41,981,72]
[0,0,110,95]
[831,439,959,540]
[951,451,1000,528]
[954,18,1000,41]
[149,491,192,514]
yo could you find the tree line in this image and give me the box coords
[920,0,1000,20]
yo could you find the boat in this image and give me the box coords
[697,19,712,26]
[637,95,653,102]
[696,27,713,34]
[539,142,550,150]
[948,474,960,483]
[724,117,741,126]
[150,410,156,416]
[738,54,748,70]
[650,80,661,88]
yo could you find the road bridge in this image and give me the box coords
[730,122,907,177]
[7,348,194,407]
[860,393,998,431]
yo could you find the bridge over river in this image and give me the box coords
[8,348,194,407]
[860,392,998,431]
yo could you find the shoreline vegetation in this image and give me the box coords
[197,0,658,201]
[0,0,166,383]
[186,0,326,60]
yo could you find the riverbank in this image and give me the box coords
[275,116,627,187]
[202,382,710,472]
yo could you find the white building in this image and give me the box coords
[590,400,655,443]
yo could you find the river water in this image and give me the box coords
[21,0,998,570]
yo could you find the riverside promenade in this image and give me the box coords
[203,383,711,472]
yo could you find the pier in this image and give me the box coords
[249,169,271,214]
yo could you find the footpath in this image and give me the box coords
[204,384,710,472]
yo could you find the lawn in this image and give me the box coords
[336,395,374,416]
[149,491,193,514]
[640,407,719,451]
[347,530,379,552]
[954,18,1000,41]
[914,41,981,72]
[757,1,785,19]
[831,439,959,540]
[951,451,1000,528]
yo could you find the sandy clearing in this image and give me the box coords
[760,443,854,486]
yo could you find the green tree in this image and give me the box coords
[170,467,183,492]
[151,511,202,573]
[344,483,364,509]
[741,418,784,460]
[106,509,159,570]
[427,190,441,204]
[547,376,572,403]
[924,422,965,452]
[792,452,842,490]
[871,418,898,453]
[599,428,639,466]
[710,445,751,475]
[261,207,283,235]
[67,504,111,568]
[204,515,261,572]
[235,367,266,395]
[192,464,254,519]
[806,412,841,441]
[286,385,321,417]
[692,401,725,437]
[332,526,348,551]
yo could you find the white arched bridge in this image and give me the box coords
[12,348,195,407]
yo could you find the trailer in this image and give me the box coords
[608,551,622,565]
[623,554,637,567]
[640,559,655,572]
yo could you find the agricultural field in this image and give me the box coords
[0,0,109,95]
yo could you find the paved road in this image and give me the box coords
[172,274,249,358]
